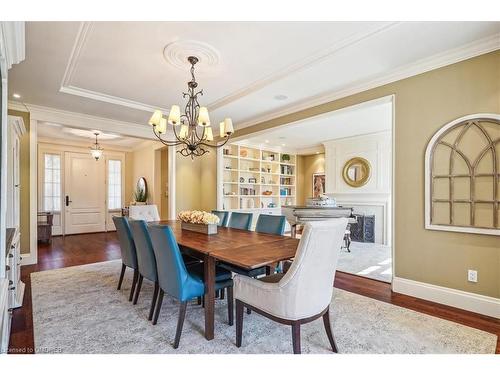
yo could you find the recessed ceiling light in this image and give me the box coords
[13,93,21,99]
[278,136,286,140]
[265,140,269,143]
[281,143,286,147]
[316,151,320,154]
[274,94,288,101]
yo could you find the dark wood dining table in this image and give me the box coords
[153,220,300,340]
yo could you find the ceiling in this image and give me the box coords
[8,21,500,134]
[37,121,147,149]
[238,97,393,154]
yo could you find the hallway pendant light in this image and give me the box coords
[89,132,103,161]
[149,56,234,158]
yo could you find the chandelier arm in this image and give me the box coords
[197,136,231,149]
[152,126,183,146]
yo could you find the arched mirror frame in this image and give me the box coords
[424,113,500,236]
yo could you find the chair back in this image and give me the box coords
[227,212,253,230]
[112,216,137,269]
[212,210,229,227]
[255,214,286,235]
[129,220,157,282]
[129,204,160,222]
[149,224,189,300]
[278,219,348,318]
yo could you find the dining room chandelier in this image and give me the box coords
[89,132,103,161]
[148,56,234,158]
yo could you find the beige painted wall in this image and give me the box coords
[175,152,202,213]
[7,109,30,254]
[194,51,500,298]
[300,153,326,204]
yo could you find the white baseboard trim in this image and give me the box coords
[20,253,36,266]
[392,277,500,319]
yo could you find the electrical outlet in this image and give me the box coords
[467,269,478,283]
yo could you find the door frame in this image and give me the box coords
[38,142,126,236]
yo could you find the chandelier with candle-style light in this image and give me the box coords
[148,56,234,158]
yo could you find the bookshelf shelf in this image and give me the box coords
[218,144,296,211]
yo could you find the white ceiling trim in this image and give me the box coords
[8,100,159,140]
[207,22,399,110]
[0,21,25,72]
[56,22,397,115]
[234,33,500,130]
[37,136,136,153]
[59,21,169,113]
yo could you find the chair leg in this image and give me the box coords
[173,301,188,349]
[220,289,225,300]
[148,282,159,321]
[227,287,234,326]
[235,299,244,347]
[117,264,126,290]
[202,295,205,308]
[152,289,164,325]
[291,323,301,354]
[322,308,338,353]
[197,296,202,305]
[247,307,251,315]
[133,275,143,305]
[129,269,139,301]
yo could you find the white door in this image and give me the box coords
[64,152,106,234]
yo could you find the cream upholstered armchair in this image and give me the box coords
[233,218,348,354]
[129,204,160,222]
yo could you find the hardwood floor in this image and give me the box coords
[8,232,500,354]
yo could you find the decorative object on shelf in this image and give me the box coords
[248,177,257,183]
[249,167,260,172]
[223,148,231,155]
[262,190,273,196]
[240,149,248,157]
[248,198,255,209]
[267,167,271,173]
[281,153,290,162]
[425,114,500,234]
[260,176,265,183]
[281,164,293,175]
[148,56,234,158]
[239,177,245,183]
[342,157,371,188]
[312,173,326,198]
[178,210,219,235]
[268,202,277,208]
[89,132,103,161]
[268,179,275,184]
[134,177,148,204]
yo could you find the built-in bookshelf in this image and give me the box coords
[217,144,297,211]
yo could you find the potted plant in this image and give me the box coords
[133,187,148,205]
[281,154,291,162]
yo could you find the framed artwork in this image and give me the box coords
[312,173,325,198]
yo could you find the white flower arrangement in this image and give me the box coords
[178,210,220,225]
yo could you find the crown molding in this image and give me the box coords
[0,21,25,71]
[59,21,169,113]
[8,101,162,140]
[207,22,399,110]
[235,33,500,131]
[37,136,135,153]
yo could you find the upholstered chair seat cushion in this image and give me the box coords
[234,219,348,321]
[129,205,160,222]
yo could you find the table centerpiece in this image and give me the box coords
[178,210,219,235]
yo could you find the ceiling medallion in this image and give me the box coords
[149,56,233,158]
[163,40,220,73]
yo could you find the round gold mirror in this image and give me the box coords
[342,157,371,187]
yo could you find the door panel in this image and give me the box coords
[64,152,106,234]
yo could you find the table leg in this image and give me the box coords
[204,254,215,340]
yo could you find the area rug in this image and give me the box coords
[31,260,496,354]
[337,242,392,283]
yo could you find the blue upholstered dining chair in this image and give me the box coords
[255,214,286,236]
[227,212,253,230]
[212,210,229,227]
[129,220,160,321]
[148,224,234,349]
[112,216,139,302]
